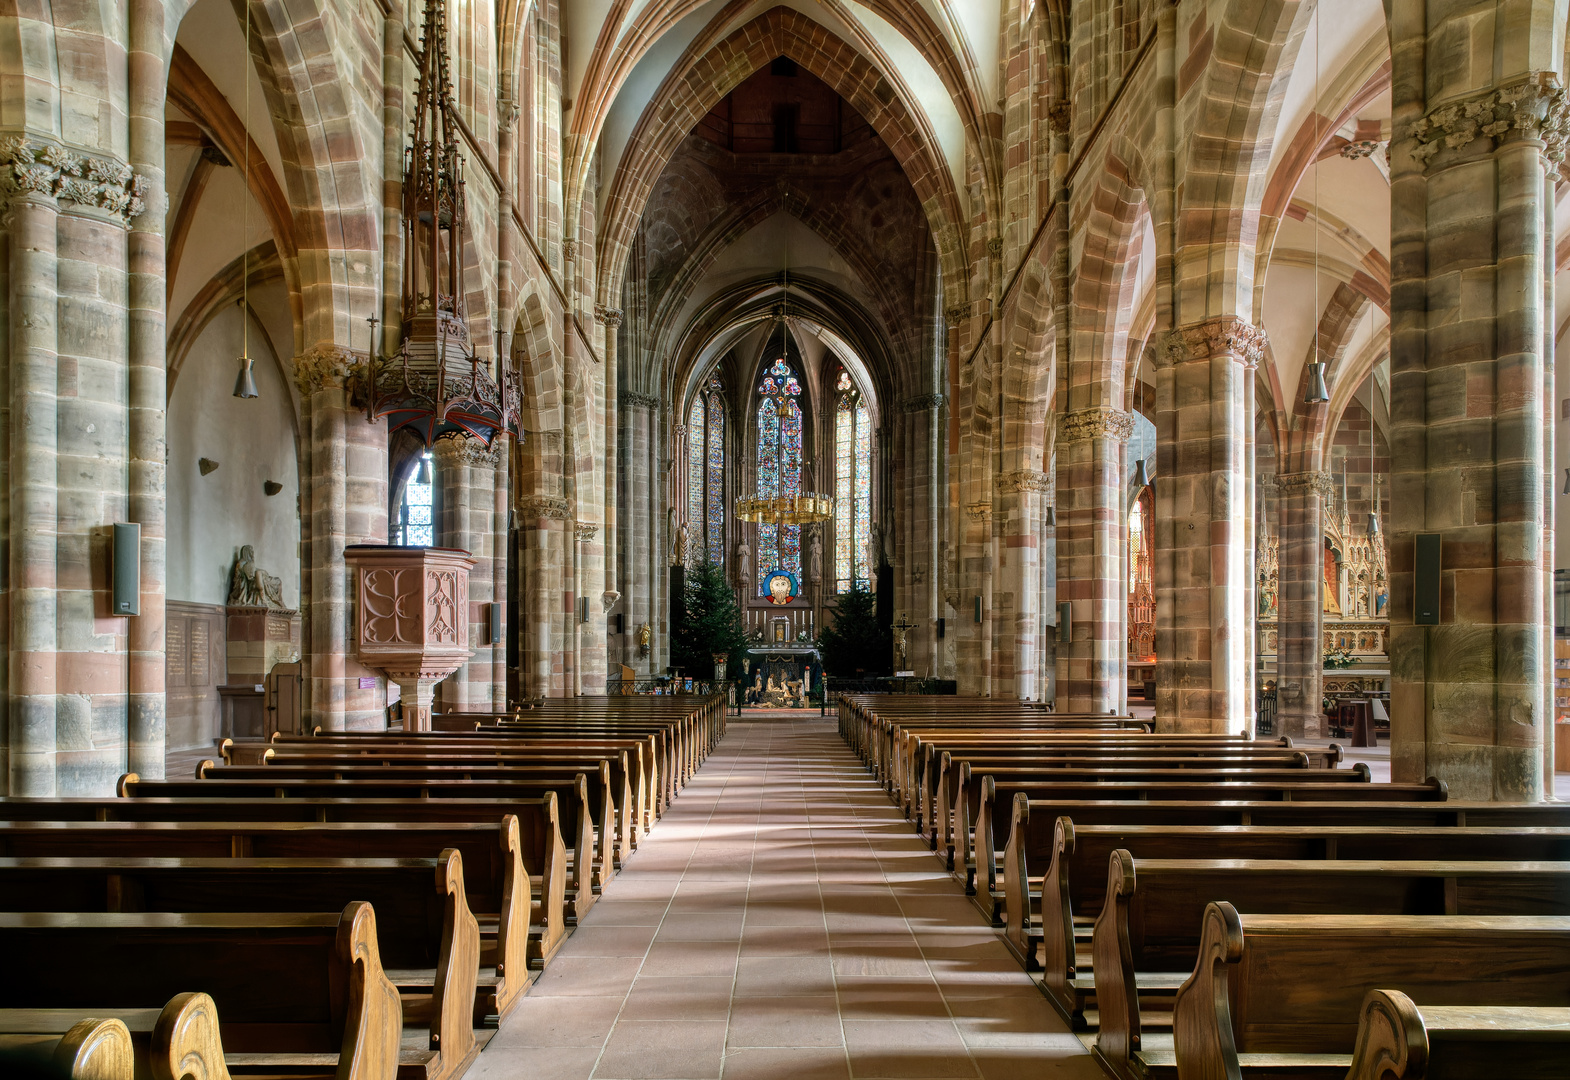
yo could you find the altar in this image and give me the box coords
[742,646,821,709]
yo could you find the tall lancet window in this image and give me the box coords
[834,369,872,591]
[686,374,726,567]
[756,357,804,590]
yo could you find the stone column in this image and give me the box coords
[518,492,568,697]
[901,394,944,677]
[6,193,60,795]
[298,349,388,731]
[577,520,605,692]
[128,0,167,779]
[435,438,503,708]
[1155,318,1264,733]
[621,394,659,674]
[1055,408,1134,712]
[597,306,623,664]
[995,469,1048,699]
[1274,471,1332,738]
[1389,22,1564,797]
[492,439,510,708]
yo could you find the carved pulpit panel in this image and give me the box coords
[345,545,475,730]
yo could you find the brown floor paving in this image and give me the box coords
[469,718,1099,1080]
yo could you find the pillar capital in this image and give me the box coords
[1058,407,1134,444]
[996,468,1051,494]
[294,344,367,396]
[1162,317,1268,368]
[902,393,945,412]
[575,521,598,542]
[433,437,502,469]
[518,494,571,520]
[0,134,150,222]
[1409,71,1569,169]
[595,305,623,328]
[621,391,661,411]
[1274,470,1335,500]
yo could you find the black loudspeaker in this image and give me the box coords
[488,603,503,645]
[112,523,140,616]
[1058,601,1073,644]
[936,618,945,639]
[974,595,982,624]
[614,613,625,636]
[1414,533,1442,625]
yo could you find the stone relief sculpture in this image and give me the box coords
[807,526,822,583]
[673,521,689,566]
[228,545,287,610]
[736,539,751,588]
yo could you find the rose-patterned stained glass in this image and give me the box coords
[756,359,804,591]
[685,375,725,568]
[834,371,872,592]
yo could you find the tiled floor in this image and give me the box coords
[470,717,1099,1080]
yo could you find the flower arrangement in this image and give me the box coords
[1322,645,1356,669]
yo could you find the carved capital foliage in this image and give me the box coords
[1163,316,1268,368]
[434,437,502,469]
[964,502,990,521]
[575,521,598,542]
[602,590,620,614]
[622,391,661,411]
[1409,71,1570,167]
[1274,470,1335,500]
[518,494,571,519]
[1046,100,1073,135]
[944,305,970,328]
[595,305,623,328]
[562,237,578,264]
[1058,407,1135,444]
[1339,139,1385,160]
[902,393,945,412]
[996,469,1050,494]
[294,344,365,396]
[0,134,150,221]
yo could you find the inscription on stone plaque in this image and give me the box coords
[167,619,187,687]
[190,620,210,685]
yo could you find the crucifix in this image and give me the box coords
[892,612,915,672]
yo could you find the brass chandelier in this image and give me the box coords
[735,297,833,527]
[361,0,518,447]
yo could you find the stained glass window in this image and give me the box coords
[396,455,434,546]
[685,374,725,567]
[757,357,804,590]
[834,369,872,592]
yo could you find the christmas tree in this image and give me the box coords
[671,560,749,680]
[817,582,891,677]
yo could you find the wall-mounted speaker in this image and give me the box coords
[973,595,982,624]
[488,602,503,645]
[1057,601,1073,644]
[936,618,945,639]
[112,523,141,616]
[614,613,626,636]
[578,596,590,624]
[1414,533,1442,625]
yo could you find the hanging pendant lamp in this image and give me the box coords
[1133,457,1149,489]
[1304,361,1329,404]
[232,14,257,401]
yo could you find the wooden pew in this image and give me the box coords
[1137,906,1570,1080]
[0,904,404,1080]
[908,739,1342,831]
[940,757,1371,874]
[0,1013,134,1080]
[244,744,641,867]
[1007,815,1570,993]
[187,763,612,907]
[958,770,1447,919]
[0,852,487,1075]
[998,797,1570,973]
[1085,851,1570,1074]
[120,773,598,924]
[0,815,553,1013]
[1344,989,1570,1080]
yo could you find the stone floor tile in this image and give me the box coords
[618,976,736,1022]
[842,1020,979,1078]
[595,1021,728,1079]
[720,1047,852,1080]
[725,995,844,1048]
[490,995,623,1047]
[467,1045,603,1080]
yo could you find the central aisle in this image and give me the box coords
[474,718,1101,1080]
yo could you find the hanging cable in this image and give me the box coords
[233,4,258,399]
